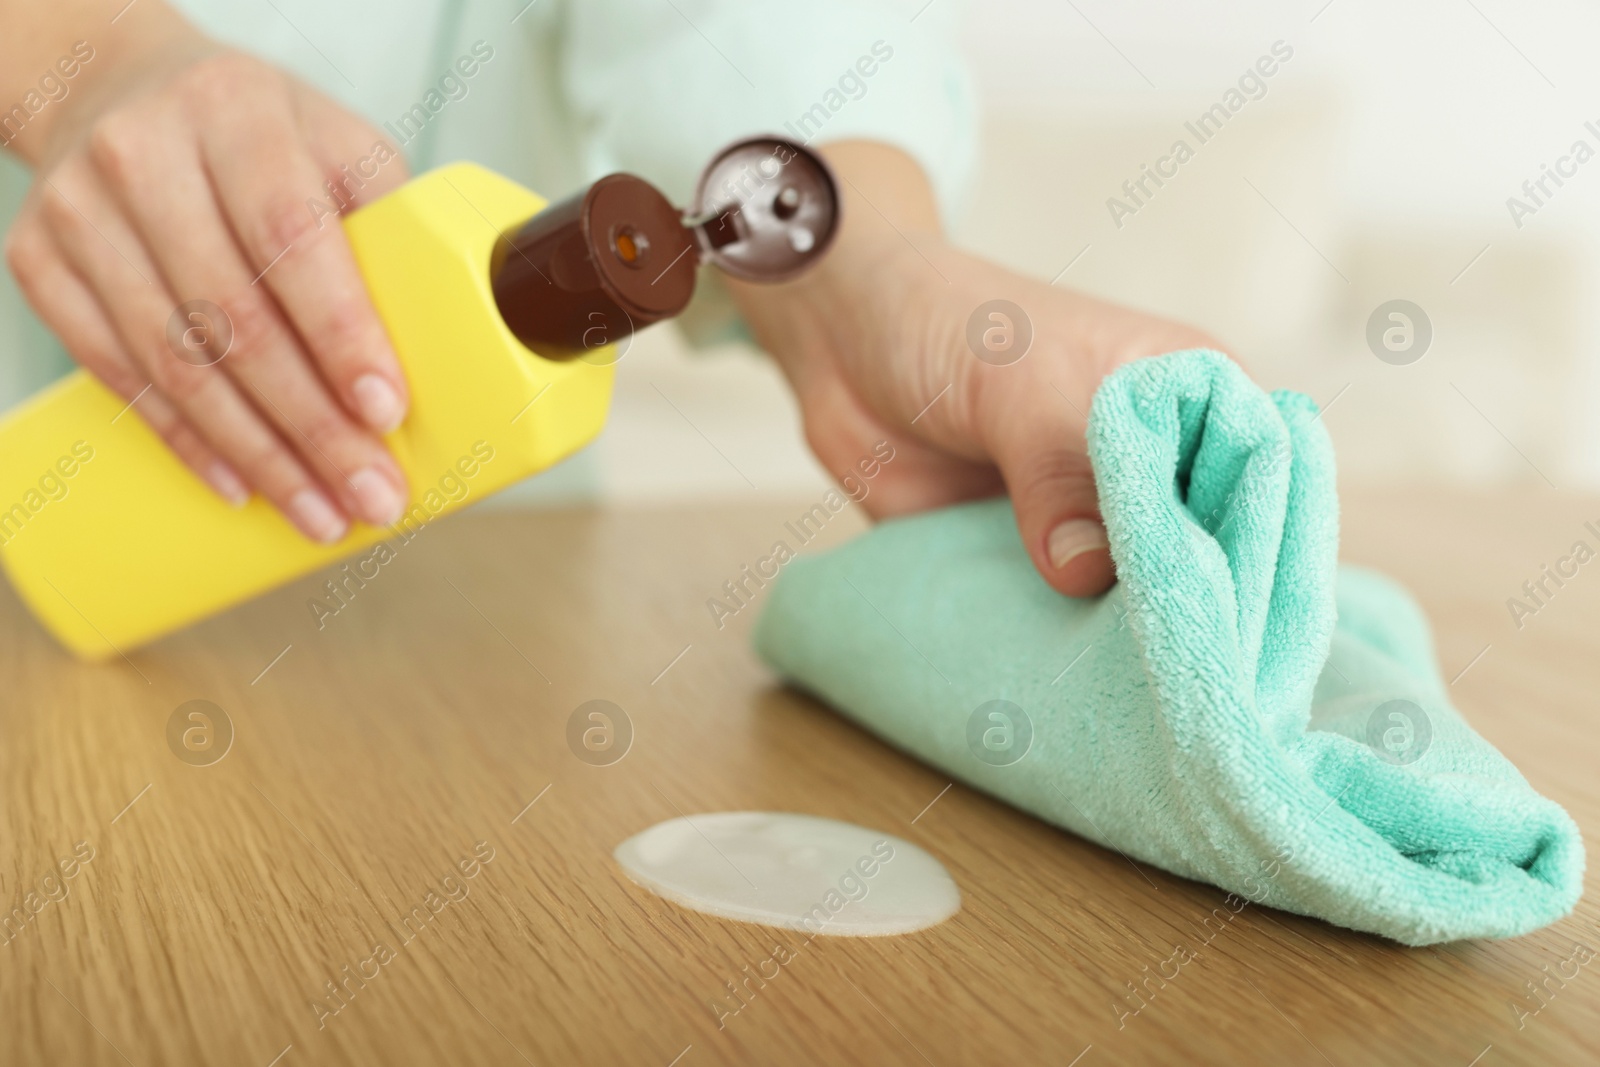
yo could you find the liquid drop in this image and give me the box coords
[614,811,960,936]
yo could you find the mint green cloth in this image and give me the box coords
[753,350,1583,945]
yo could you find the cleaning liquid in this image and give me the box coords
[0,137,837,658]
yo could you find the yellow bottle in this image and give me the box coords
[0,137,837,658]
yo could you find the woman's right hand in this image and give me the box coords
[3,10,412,543]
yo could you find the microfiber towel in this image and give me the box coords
[753,350,1583,945]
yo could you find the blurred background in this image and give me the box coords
[525,0,1600,505]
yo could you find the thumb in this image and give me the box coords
[991,411,1116,598]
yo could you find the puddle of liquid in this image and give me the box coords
[613,811,960,936]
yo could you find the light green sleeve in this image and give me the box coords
[556,0,977,217]
[0,155,72,411]
[553,0,977,345]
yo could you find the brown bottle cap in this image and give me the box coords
[587,174,700,320]
[491,137,839,359]
[491,174,697,360]
[687,136,840,282]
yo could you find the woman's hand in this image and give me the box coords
[2,6,411,543]
[728,141,1222,598]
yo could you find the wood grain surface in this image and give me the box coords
[0,487,1595,1066]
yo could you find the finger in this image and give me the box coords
[198,74,409,435]
[89,109,407,528]
[297,102,411,208]
[988,398,1116,598]
[39,166,349,542]
[795,370,1001,520]
[5,209,249,505]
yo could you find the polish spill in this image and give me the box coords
[613,811,960,936]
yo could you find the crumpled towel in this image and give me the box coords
[753,350,1582,945]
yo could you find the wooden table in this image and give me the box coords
[1,488,1595,1066]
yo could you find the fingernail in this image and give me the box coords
[352,374,405,433]
[1047,519,1109,569]
[289,488,348,544]
[204,461,250,508]
[349,466,405,526]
